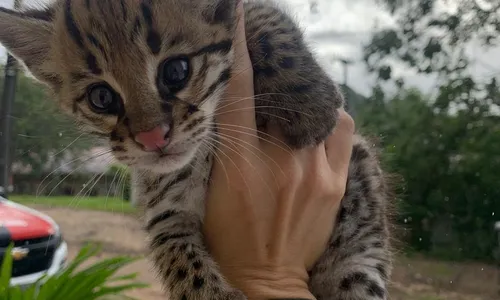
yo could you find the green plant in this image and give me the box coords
[0,243,148,300]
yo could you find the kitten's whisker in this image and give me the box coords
[199,141,230,187]
[213,122,293,153]
[215,105,312,117]
[214,134,277,198]
[72,157,113,205]
[209,108,290,122]
[206,132,275,196]
[215,130,285,176]
[37,150,112,197]
[211,123,294,156]
[203,136,252,199]
[219,92,293,102]
[216,95,290,111]
[117,167,130,204]
[186,148,207,180]
[105,166,122,204]
[213,132,282,189]
[71,171,102,207]
[46,159,99,199]
[49,133,85,158]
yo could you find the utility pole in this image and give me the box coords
[331,56,353,86]
[495,221,500,297]
[0,0,22,198]
[331,56,356,117]
[339,58,353,87]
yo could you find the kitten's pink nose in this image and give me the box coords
[134,124,170,151]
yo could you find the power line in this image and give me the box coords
[0,0,22,198]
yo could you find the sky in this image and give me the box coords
[1,0,500,96]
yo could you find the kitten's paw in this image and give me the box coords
[256,106,338,149]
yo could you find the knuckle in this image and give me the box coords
[305,167,332,198]
[338,110,356,134]
[330,179,347,201]
[310,171,346,202]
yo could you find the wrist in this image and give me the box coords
[222,266,316,300]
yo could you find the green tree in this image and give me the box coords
[360,0,500,261]
[358,87,500,261]
[0,66,94,175]
[366,0,500,84]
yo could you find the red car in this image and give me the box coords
[0,196,68,288]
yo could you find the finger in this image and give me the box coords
[325,110,355,179]
[215,0,258,150]
[231,0,253,77]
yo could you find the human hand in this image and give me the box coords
[203,2,355,300]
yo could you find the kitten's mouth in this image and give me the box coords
[154,144,192,160]
[136,148,186,168]
[158,149,185,158]
[134,143,197,172]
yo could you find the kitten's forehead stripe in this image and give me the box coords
[120,0,128,21]
[86,53,102,74]
[140,2,153,28]
[130,17,142,42]
[147,30,162,54]
[64,0,106,74]
[199,67,231,104]
[86,33,108,62]
[64,0,85,50]
[189,39,233,57]
[139,1,162,54]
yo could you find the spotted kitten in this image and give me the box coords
[0,0,392,299]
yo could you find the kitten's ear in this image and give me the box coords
[202,0,237,25]
[0,7,57,86]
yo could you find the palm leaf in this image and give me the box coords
[0,243,149,300]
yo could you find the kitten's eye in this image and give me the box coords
[159,56,190,93]
[87,84,119,114]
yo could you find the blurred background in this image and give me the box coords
[0,0,499,299]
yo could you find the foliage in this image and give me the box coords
[367,0,500,83]
[0,243,147,300]
[356,87,500,261]
[359,0,500,262]
[0,65,93,176]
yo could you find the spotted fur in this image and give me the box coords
[0,0,393,299]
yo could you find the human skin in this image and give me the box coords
[203,2,356,299]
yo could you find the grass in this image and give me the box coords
[8,195,136,214]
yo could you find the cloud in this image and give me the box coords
[1,0,499,96]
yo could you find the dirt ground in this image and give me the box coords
[35,206,499,300]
